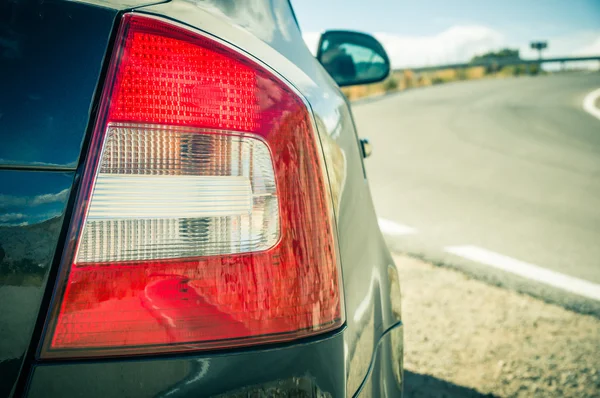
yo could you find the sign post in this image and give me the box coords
[530,41,548,75]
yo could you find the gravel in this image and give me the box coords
[395,254,600,397]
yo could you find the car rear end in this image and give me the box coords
[1,1,402,396]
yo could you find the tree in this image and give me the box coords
[471,48,521,74]
[383,77,399,92]
[471,49,521,64]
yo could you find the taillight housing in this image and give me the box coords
[41,14,344,358]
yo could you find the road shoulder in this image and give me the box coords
[396,253,600,397]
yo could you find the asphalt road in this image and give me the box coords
[353,73,600,315]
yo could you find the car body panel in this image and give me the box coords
[356,325,403,397]
[27,330,345,398]
[0,0,117,395]
[132,1,402,394]
[70,0,168,11]
[0,0,118,169]
[0,0,402,396]
[0,170,73,397]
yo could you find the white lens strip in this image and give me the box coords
[87,174,252,219]
[75,124,280,264]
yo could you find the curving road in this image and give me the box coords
[353,73,600,314]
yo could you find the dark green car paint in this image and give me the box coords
[0,0,403,396]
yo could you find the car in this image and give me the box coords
[0,0,402,396]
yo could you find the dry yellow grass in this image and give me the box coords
[342,66,489,100]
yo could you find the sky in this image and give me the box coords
[291,0,600,68]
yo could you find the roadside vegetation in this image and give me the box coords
[342,48,544,100]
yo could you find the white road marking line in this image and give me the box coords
[377,218,416,235]
[582,87,600,121]
[445,245,600,301]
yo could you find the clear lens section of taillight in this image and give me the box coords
[78,124,279,263]
[41,14,343,358]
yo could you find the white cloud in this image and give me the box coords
[376,25,504,68]
[572,36,600,56]
[303,32,321,55]
[305,25,504,68]
[304,26,600,70]
[0,188,69,209]
[0,213,25,222]
[31,189,69,206]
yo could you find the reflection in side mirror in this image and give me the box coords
[316,30,390,87]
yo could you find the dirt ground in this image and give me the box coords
[395,254,600,398]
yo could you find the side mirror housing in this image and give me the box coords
[316,30,390,87]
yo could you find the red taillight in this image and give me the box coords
[41,14,343,358]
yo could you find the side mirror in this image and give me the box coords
[316,30,390,87]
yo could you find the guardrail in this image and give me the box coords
[393,55,600,73]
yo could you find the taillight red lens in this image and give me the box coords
[41,14,343,358]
